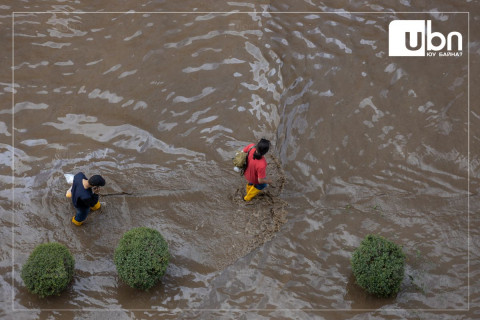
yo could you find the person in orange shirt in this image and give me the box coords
[243,138,273,201]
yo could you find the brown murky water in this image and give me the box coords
[1,1,479,319]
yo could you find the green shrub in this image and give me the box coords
[21,242,75,298]
[351,234,406,297]
[114,227,170,290]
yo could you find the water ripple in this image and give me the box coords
[123,30,142,41]
[32,41,71,48]
[88,88,123,103]
[164,29,262,49]
[43,114,204,158]
[4,101,49,114]
[173,87,216,104]
[182,58,245,73]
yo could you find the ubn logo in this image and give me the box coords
[389,20,463,57]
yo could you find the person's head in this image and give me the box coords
[88,175,106,189]
[254,138,271,159]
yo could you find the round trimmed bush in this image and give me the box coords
[351,234,406,297]
[21,242,75,298]
[114,227,170,290]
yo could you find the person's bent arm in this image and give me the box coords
[89,190,100,207]
[258,177,272,185]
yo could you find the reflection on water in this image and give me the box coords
[0,1,477,319]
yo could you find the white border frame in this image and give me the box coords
[11,11,470,313]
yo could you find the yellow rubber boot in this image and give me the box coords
[72,216,83,226]
[246,184,253,194]
[90,201,101,211]
[244,186,261,201]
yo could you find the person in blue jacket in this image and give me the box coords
[66,172,105,226]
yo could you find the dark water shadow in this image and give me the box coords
[345,273,397,309]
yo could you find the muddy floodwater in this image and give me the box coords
[0,1,479,319]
